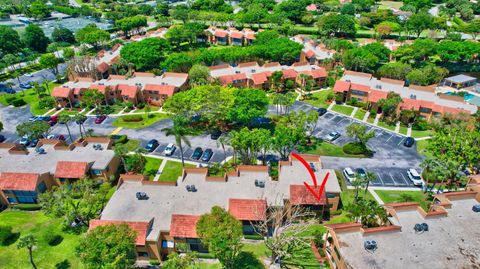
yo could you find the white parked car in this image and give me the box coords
[343,167,356,183]
[164,143,176,156]
[407,169,423,186]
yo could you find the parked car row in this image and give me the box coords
[19,134,66,147]
[144,140,214,162]
[29,115,58,126]
[343,167,424,186]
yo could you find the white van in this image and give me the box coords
[407,169,423,186]
[343,167,356,183]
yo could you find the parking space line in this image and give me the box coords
[400,172,410,186]
[385,134,394,142]
[110,127,122,135]
[397,137,405,146]
[376,172,385,185]
[389,173,397,186]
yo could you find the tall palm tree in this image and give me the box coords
[363,172,376,196]
[351,176,364,203]
[17,235,37,269]
[73,114,87,139]
[114,143,129,172]
[162,117,192,167]
[420,158,437,193]
[217,136,228,163]
[58,115,73,143]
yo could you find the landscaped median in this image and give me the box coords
[373,189,429,211]
[331,104,354,116]
[302,90,334,109]
[298,139,369,158]
[158,160,195,182]
[112,113,170,129]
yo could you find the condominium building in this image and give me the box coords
[205,27,257,46]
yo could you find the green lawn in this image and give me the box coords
[367,117,375,124]
[0,211,82,269]
[374,190,429,211]
[298,139,367,158]
[112,113,170,129]
[399,125,408,135]
[143,157,163,180]
[121,139,141,152]
[159,161,195,182]
[59,109,83,116]
[378,0,403,9]
[353,109,366,121]
[377,121,396,131]
[415,139,432,158]
[411,129,434,138]
[331,104,354,116]
[303,90,333,109]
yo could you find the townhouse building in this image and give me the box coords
[324,189,480,269]
[334,71,478,120]
[205,26,257,46]
[52,72,189,108]
[0,137,119,205]
[209,61,328,90]
[292,35,336,64]
[92,154,341,261]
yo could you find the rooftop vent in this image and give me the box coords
[345,79,351,82]
[235,70,241,74]
[251,69,256,73]
[136,192,148,200]
[364,240,377,252]
[186,185,197,192]
[93,144,103,150]
[414,223,429,233]
[472,204,480,212]
[98,83,104,85]
[376,84,382,89]
[255,180,265,188]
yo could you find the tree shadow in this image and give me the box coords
[55,259,71,269]
[2,232,20,246]
[234,251,264,269]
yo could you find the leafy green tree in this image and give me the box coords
[115,15,148,38]
[346,123,375,146]
[406,65,449,86]
[363,171,376,195]
[377,92,402,119]
[228,127,271,164]
[196,206,243,269]
[73,113,88,138]
[188,64,210,86]
[317,14,356,37]
[378,62,412,80]
[227,88,268,125]
[22,24,50,53]
[52,27,75,44]
[17,235,37,269]
[363,42,391,62]
[58,115,73,143]
[273,0,307,23]
[346,197,388,227]
[272,124,305,160]
[125,149,147,174]
[403,0,432,11]
[405,12,434,37]
[62,47,75,59]
[76,24,109,49]
[39,53,59,75]
[162,116,193,167]
[26,0,50,20]
[76,224,137,269]
[163,252,198,269]
[162,52,195,72]
[39,179,111,228]
[465,19,480,39]
[16,121,50,139]
[375,21,401,37]
[342,48,379,72]
[0,25,24,54]
[82,89,105,111]
[120,38,171,71]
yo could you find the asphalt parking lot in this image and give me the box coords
[149,142,231,163]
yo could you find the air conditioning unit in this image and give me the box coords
[235,70,241,74]
[472,204,480,212]
[414,223,429,232]
[364,240,377,252]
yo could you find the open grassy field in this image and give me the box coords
[331,104,354,116]
[159,161,195,182]
[303,90,333,109]
[374,190,429,211]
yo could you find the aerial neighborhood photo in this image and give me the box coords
[1,0,480,268]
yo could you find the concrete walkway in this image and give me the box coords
[85,108,96,116]
[43,108,56,116]
[52,108,64,116]
[350,107,358,117]
[153,159,168,181]
[362,111,370,122]
[373,113,381,125]
[394,122,400,133]
[369,189,384,205]
[327,102,335,110]
[407,126,412,137]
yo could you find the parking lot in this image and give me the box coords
[148,142,231,164]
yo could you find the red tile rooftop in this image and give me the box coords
[51,87,71,98]
[117,84,138,98]
[305,50,316,58]
[214,31,228,38]
[368,89,389,103]
[229,198,267,221]
[54,161,89,179]
[251,71,271,85]
[344,70,373,78]
[219,73,247,85]
[350,83,370,93]
[96,62,110,73]
[246,33,256,40]
[89,219,150,245]
[289,185,327,205]
[163,72,189,78]
[144,84,176,96]
[89,84,109,94]
[333,80,351,93]
[170,214,200,238]
[0,172,40,191]
[282,69,298,79]
[230,31,244,39]
[237,61,258,68]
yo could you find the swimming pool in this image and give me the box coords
[444,92,480,106]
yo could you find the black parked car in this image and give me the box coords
[201,148,213,162]
[145,139,159,152]
[317,108,327,116]
[0,135,5,143]
[192,147,203,160]
[210,130,222,140]
[404,137,415,147]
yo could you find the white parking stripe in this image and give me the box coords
[397,137,405,146]
[389,173,396,186]
[400,172,410,185]
[376,172,385,185]
[385,134,394,142]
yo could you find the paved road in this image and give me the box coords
[2,63,67,92]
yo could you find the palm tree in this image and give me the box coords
[218,136,228,163]
[363,172,376,196]
[73,114,87,139]
[351,176,364,203]
[58,115,73,143]
[162,117,192,167]
[114,143,129,172]
[420,158,437,193]
[17,235,37,269]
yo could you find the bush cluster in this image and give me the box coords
[122,115,143,122]
[11,99,26,107]
[343,142,368,155]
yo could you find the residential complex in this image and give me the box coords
[324,188,480,269]
[334,70,478,120]
[205,26,257,46]
[209,61,328,89]
[94,155,341,260]
[0,137,119,205]
[292,35,336,64]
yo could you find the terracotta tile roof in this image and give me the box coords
[251,71,272,85]
[263,62,280,68]
[246,33,256,40]
[305,50,316,58]
[52,87,72,98]
[344,70,372,78]
[0,172,41,191]
[73,88,84,95]
[170,214,200,238]
[89,220,150,246]
[289,185,327,205]
[282,69,298,79]
[96,62,110,73]
[230,31,243,39]
[400,98,421,110]
[97,50,105,57]
[110,56,121,64]
[380,77,404,85]
[117,84,138,98]
[163,72,189,78]
[333,80,351,93]
[350,83,370,93]
[306,3,318,11]
[219,73,247,85]
[111,43,122,52]
[89,84,109,94]
[300,68,327,79]
[144,84,176,96]
[55,161,89,179]
[229,199,266,221]
[238,61,258,68]
[209,64,231,70]
[215,31,228,38]
[368,89,389,103]
[134,72,155,77]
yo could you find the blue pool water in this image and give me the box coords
[445,92,480,106]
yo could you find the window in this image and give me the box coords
[419,107,431,113]
[351,90,368,96]
[7,197,17,204]
[326,193,336,198]
[13,190,38,204]
[162,240,174,248]
[137,252,149,257]
[37,182,47,193]
[91,169,103,176]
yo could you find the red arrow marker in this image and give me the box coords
[291,153,330,202]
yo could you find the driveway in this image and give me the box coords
[2,63,67,92]
[0,105,33,142]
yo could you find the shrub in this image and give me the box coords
[12,204,42,211]
[122,115,143,122]
[136,102,145,109]
[44,234,63,246]
[244,234,263,240]
[111,134,128,145]
[38,96,55,109]
[331,210,342,216]
[0,226,15,246]
[413,119,429,131]
[125,101,134,109]
[11,98,26,107]
[313,230,324,248]
[5,95,17,104]
[343,142,367,155]
[149,259,160,265]
[335,93,344,104]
